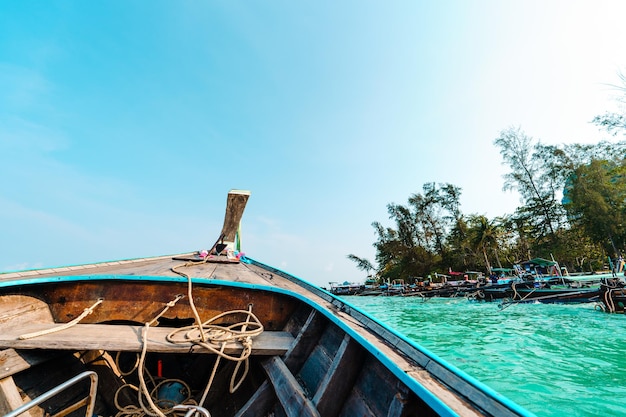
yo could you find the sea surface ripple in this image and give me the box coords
[342,295,626,417]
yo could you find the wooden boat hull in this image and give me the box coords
[0,261,535,417]
[0,191,534,417]
[511,287,600,303]
[599,280,626,313]
[480,284,599,303]
[479,283,529,301]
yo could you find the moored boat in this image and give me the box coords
[328,282,364,295]
[598,277,626,313]
[0,190,535,417]
[479,281,600,304]
[504,286,601,304]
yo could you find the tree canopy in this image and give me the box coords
[348,75,626,282]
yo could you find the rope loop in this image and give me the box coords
[165,308,264,362]
[113,284,262,416]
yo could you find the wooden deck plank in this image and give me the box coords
[385,384,413,417]
[0,295,54,327]
[0,324,293,356]
[0,376,32,417]
[283,309,326,372]
[0,349,63,380]
[312,334,365,417]
[233,380,276,417]
[262,356,320,417]
[424,360,516,416]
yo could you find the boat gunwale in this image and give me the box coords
[247,258,536,417]
[0,271,460,417]
[0,259,536,417]
[0,253,195,279]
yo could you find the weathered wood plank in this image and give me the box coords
[351,359,405,417]
[0,324,293,356]
[0,349,62,379]
[386,385,412,417]
[312,334,365,417]
[297,323,344,396]
[221,190,250,247]
[424,359,516,417]
[0,376,32,417]
[283,309,326,372]
[0,295,53,327]
[239,309,325,417]
[337,393,376,417]
[11,354,93,417]
[233,380,276,417]
[13,281,297,331]
[262,356,320,417]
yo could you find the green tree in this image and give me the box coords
[346,254,375,279]
[349,123,626,280]
[564,159,626,256]
[492,214,528,266]
[549,225,605,274]
[407,182,462,255]
[593,71,626,136]
[466,215,501,274]
[446,216,474,270]
[368,183,461,281]
[370,220,439,282]
[494,127,567,244]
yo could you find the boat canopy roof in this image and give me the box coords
[491,267,515,273]
[520,258,557,267]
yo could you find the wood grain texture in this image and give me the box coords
[0,295,53,327]
[0,376,31,417]
[262,356,320,417]
[312,334,365,417]
[221,190,250,245]
[12,280,298,331]
[0,324,294,355]
[233,380,276,417]
[0,349,62,380]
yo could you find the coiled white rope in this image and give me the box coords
[114,261,264,417]
[166,306,263,405]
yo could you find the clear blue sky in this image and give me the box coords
[2,1,626,286]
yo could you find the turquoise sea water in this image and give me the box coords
[342,296,626,417]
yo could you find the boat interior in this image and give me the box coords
[0,275,439,417]
[0,190,532,417]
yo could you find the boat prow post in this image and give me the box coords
[217,189,250,253]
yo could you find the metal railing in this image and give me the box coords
[4,371,98,417]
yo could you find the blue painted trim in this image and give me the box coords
[0,274,189,288]
[0,273,458,415]
[246,257,537,417]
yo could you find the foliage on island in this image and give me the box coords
[349,76,626,283]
